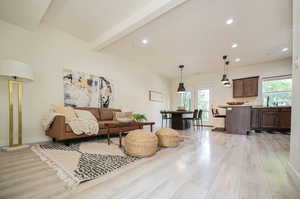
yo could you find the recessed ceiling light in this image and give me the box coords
[226,18,234,25]
[282,47,288,52]
[235,58,241,62]
[141,39,148,44]
[232,43,238,48]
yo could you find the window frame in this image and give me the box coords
[261,75,292,106]
[197,89,210,122]
[180,91,192,111]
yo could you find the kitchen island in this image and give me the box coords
[219,105,252,135]
[219,105,291,135]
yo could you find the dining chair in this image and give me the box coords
[183,109,199,130]
[197,109,203,127]
[161,113,172,128]
[211,108,226,131]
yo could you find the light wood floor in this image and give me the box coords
[1,128,300,199]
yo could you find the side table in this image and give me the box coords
[138,122,155,132]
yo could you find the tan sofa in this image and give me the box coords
[46,107,141,141]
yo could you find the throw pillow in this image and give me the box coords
[75,110,97,121]
[114,112,133,123]
[51,104,77,121]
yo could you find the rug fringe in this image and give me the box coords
[31,145,80,189]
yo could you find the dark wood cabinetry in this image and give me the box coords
[233,76,259,98]
[279,108,292,129]
[251,107,291,131]
[251,109,260,129]
[233,79,244,97]
[262,111,279,128]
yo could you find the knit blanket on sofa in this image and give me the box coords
[42,110,99,136]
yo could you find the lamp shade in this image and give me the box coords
[177,82,186,93]
[221,74,229,83]
[224,81,231,87]
[0,60,34,81]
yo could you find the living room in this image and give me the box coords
[1,0,300,199]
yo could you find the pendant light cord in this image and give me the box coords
[180,67,182,83]
[225,61,230,75]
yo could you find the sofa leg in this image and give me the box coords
[119,131,123,148]
[107,131,111,145]
[52,138,56,142]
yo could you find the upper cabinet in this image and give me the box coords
[233,76,259,98]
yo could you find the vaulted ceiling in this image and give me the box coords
[43,0,151,42]
[0,0,292,78]
[0,0,52,30]
[103,0,293,77]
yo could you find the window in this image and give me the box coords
[262,76,292,106]
[180,92,192,111]
[197,89,210,122]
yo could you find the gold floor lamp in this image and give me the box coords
[0,60,34,151]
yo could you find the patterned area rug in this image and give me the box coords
[31,139,139,188]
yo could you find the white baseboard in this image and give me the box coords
[287,161,300,189]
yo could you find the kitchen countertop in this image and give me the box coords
[219,105,291,109]
[251,106,291,109]
[219,105,252,109]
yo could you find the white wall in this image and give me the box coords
[288,0,300,187]
[0,20,171,146]
[171,58,292,124]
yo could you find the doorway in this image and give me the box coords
[197,89,211,125]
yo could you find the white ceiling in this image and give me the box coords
[103,0,293,78]
[0,0,292,78]
[43,0,152,42]
[0,0,51,30]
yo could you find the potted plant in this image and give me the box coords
[133,113,148,122]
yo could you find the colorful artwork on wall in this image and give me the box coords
[63,69,113,108]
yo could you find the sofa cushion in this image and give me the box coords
[75,107,100,121]
[99,108,121,121]
[99,121,119,128]
[114,112,133,123]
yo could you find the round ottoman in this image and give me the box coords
[125,129,158,158]
[156,128,180,147]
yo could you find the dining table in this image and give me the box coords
[160,110,194,130]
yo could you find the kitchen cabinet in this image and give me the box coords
[251,107,291,131]
[262,111,279,128]
[233,76,259,98]
[279,108,292,129]
[233,79,244,98]
[251,109,261,129]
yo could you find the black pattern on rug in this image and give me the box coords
[40,142,80,151]
[38,141,139,184]
[74,153,138,183]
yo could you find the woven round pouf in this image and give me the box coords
[156,128,180,147]
[125,129,158,158]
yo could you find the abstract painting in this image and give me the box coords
[63,69,113,108]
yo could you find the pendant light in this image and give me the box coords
[177,65,186,93]
[224,60,231,87]
[224,81,231,87]
[221,55,229,84]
